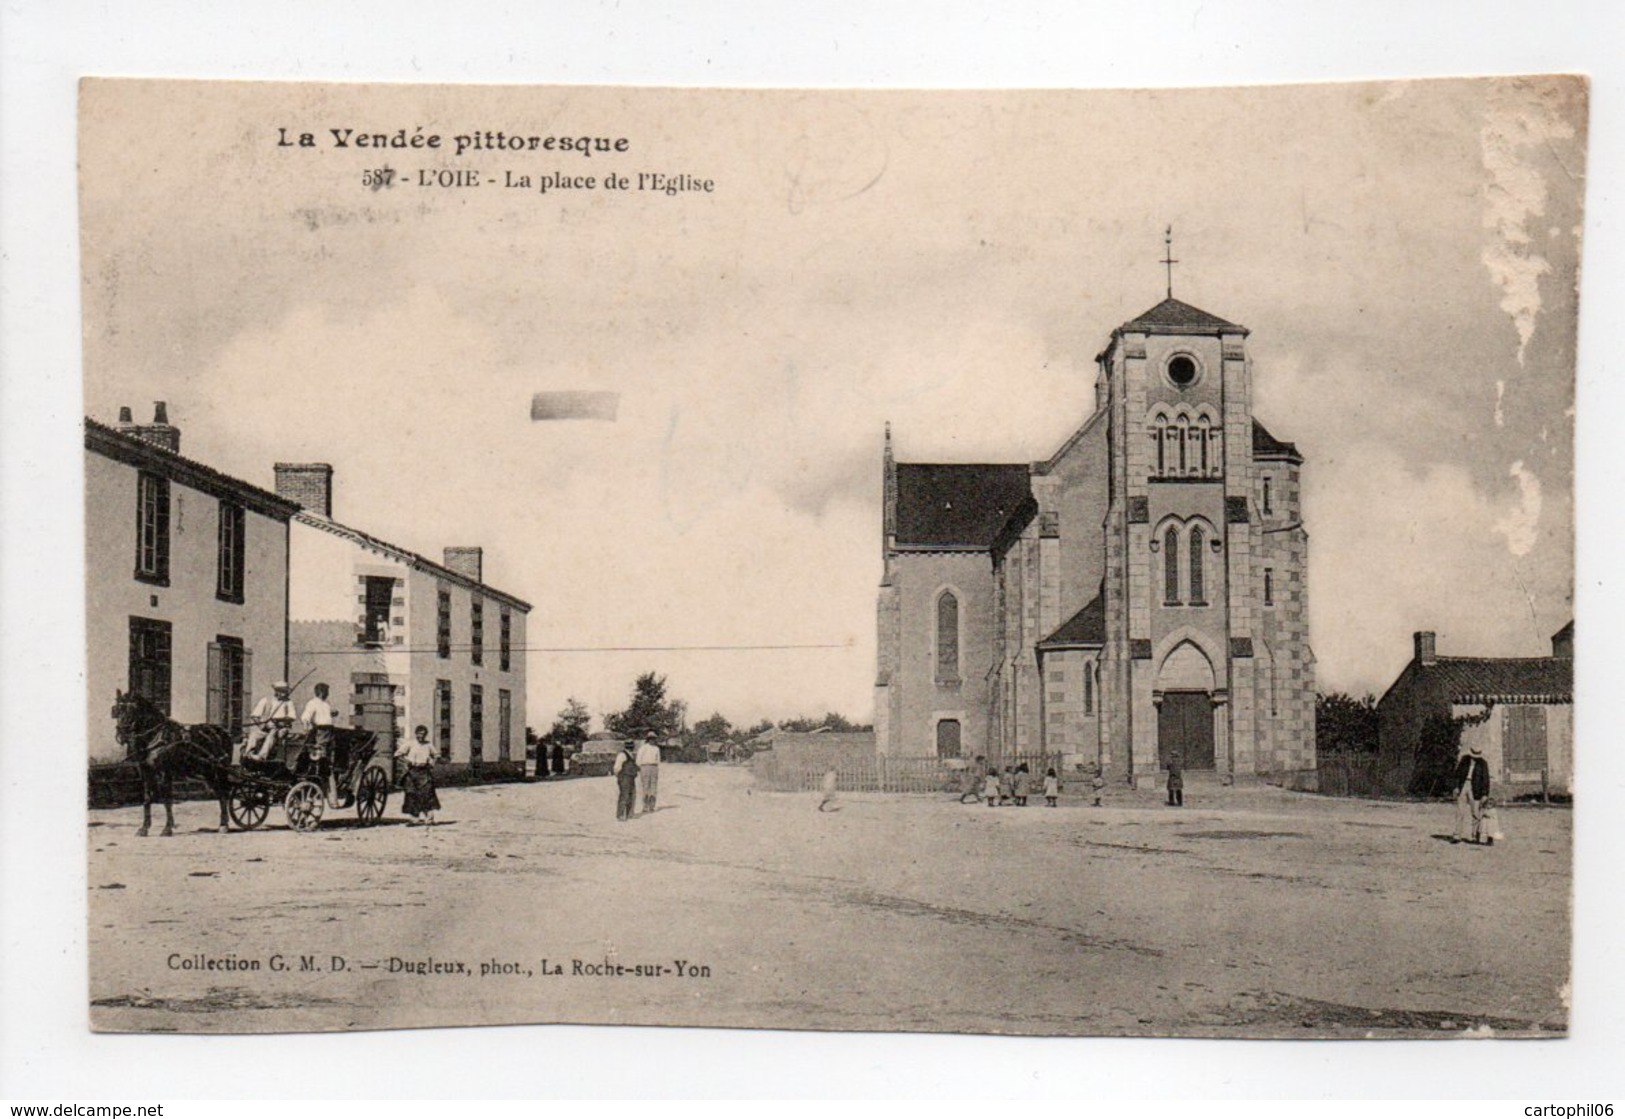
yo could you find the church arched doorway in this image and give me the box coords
[1157,640,1217,770]
[935,718,962,759]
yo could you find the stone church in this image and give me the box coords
[874,293,1315,784]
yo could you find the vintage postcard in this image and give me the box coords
[81,76,1583,1037]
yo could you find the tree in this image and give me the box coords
[605,672,685,743]
[1315,692,1379,754]
[540,697,591,750]
[690,711,734,743]
[777,711,873,733]
[1409,713,1465,798]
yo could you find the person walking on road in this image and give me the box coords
[613,741,640,821]
[636,737,662,814]
[1453,743,1492,845]
[396,724,441,826]
[1166,749,1185,807]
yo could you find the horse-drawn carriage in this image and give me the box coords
[227,725,393,832]
[111,690,394,835]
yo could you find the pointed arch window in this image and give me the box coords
[1189,526,1206,605]
[1163,526,1181,605]
[935,590,960,684]
[1084,663,1094,715]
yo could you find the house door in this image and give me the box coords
[1158,691,1215,770]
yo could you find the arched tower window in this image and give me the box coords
[1084,663,1094,715]
[1189,526,1205,604]
[935,590,960,683]
[1163,526,1181,605]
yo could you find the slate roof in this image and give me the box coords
[1252,420,1303,464]
[895,463,1033,548]
[1038,591,1106,649]
[1118,297,1245,336]
[1424,657,1573,705]
[85,418,301,521]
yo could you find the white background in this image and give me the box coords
[3,0,1622,1100]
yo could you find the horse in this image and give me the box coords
[110,690,235,836]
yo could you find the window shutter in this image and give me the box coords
[206,642,224,726]
[241,648,254,726]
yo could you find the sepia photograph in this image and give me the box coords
[75,74,1583,1041]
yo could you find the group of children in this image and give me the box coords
[979,761,1107,808]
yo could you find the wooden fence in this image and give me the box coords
[1314,751,1391,798]
[751,745,1063,795]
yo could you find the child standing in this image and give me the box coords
[1012,763,1031,807]
[983,767,1000,808]
[1090,764,1105,807]
[1043,767,1060,807]
[997,765,1014,807]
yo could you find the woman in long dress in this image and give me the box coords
[396,724,441,825]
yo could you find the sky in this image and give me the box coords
[78,76,1584,732]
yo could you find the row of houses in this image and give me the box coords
[86,404,532,778]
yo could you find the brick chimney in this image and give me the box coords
[443,547,483,583]
[274,463,334,518]
[1414,631,1437,667]
[119,401,181,453]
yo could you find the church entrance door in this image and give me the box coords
[1159,691,1215,770]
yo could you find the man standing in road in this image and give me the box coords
[1453,742,1492,845]
[1166,749,1185,807]
[636,737,662,814]
[613,741,640,822]
[244,680,296,761]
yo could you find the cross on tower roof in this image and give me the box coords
[1161,225,1178,299]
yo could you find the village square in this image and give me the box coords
[73,78,1580,1042]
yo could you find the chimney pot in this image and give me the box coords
[274,463,334,519]
[153,401,169,424]
[1414,631,1437,666]
[117,406,133,424]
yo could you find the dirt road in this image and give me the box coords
[87,766,1570,1037]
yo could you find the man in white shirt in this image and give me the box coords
[244,681,296,761]
[635,737,662,814]
[300,682,341,798]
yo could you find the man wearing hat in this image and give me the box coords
[1452,741,1493,845]
[244,680,297,762]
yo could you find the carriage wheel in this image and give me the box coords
[355,765,389,826]
[228,784,271,830]
[284,780,326,832]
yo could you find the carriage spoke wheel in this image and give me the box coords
[228,785,271,830]
[284,780,326,833]
[356,766,389,825]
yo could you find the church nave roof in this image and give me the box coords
[894,463,1033,549]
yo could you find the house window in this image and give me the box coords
[135,472,170,585]
[1189,526,1205,605]
[216,501,245,602]
[206,636,249,733]
[1264,567,1275,606]
[471,599,484,666]
[499,609,511,672]
[470,683,484,765]
[361,576,394,645]
[1164,526,1181,605]
[437,588,451,659]
[935,591,960,683]
[498,688,512,761]
[435,679,453,762]
[128,616,173,715]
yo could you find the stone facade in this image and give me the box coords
[876,297,1315,783]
